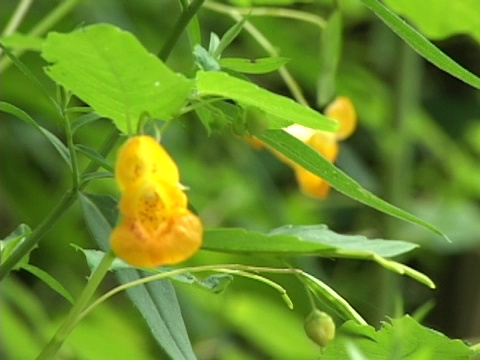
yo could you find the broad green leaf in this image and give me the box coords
[322,316,475,359]
[42,24,194,134]
[0,102,70,168]
[259,129,447,239]
[384,0,480,44]
[360,0,480,90]
[0,224,31,268]
[0,33,43,51]
[78,193,196,359]
[20,264,74,304]
[204,225,433,287]
[75,144,113,172]
[317,10,342,106]
[204,225,417,258]
[195,70,338,131]
[219,57,290,74]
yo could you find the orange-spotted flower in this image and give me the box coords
[253,96,357,198]
[110,135,203,267]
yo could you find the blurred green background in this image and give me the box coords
[1,0,480,359]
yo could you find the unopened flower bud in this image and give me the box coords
[304,309,335,347]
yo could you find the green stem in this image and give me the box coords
[75,265,302,325]
[204,2,309,106]
[0,190,77,282]
[62,100,80,189]
[0,0,83,73]
[36,250,116,360]
[158,0,206,62]
[374,39,420,324]
[204,1,326,29]
[1,0,33,37]
[0,128,119,282]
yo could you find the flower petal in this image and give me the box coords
[325,96,357,140]
[110,211,203,267]
[115,135,180,191]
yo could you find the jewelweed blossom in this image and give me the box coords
[253,96,357,198]
[111,136,203,267]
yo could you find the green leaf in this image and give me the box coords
[384,0,480,44]
[204,225,417,258]
[317,10,342,106]
[71,112,101,133]
[322,316,475,359]
[0,224,32,268]
[78,192,196,359]
[212,15,249,59]
[0,101,71,168]
[203,225,433,287]
[42,24,194,134]
[193,44,220,71]
[360,0,480,90]
[195,70,338,131]
[75,144,114,172]
[219,57,290,74]
[20,264,74,304]
[259,129,447,240]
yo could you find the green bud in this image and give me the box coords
[304,310,335,347]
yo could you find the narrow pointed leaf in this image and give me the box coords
[196,71,338,131]
[259,129,447,239]
[360,0,480,90]
[78,192,196,359]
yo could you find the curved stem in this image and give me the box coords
[204,1,326,29]
[0,0,83,73]
[36,250,116,359]
[204,2,310,106]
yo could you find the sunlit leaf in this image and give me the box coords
[384,0,480,44]
[322,316,475,359]
[42,24,194,134]
[195,70,338,131]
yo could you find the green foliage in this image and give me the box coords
[322,316,475,360]
[1,0,479,359]
[42,24,193,134]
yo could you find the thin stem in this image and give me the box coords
[0,190,77,282]
[36,250,116,360]
[0,0,83,73]
[204,1,326,29]
[204,2,309,106]
[62,97,80,189]
[0,128,119,282]
[1,0,33,37]
[77,264,304,325]
[158,0,206,62]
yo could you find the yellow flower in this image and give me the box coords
[110,135,203,267]
[251,96,357,198]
